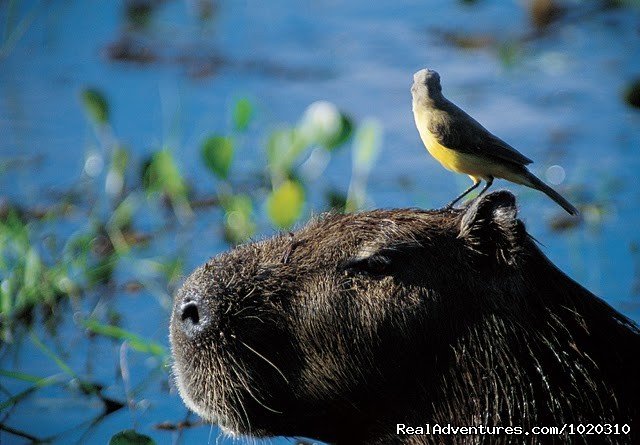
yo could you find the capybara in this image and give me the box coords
[170,191,640,444]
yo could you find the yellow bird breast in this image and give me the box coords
[414,108,492,181]
[422,132,463,172]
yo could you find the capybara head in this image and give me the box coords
[170,191,640,444]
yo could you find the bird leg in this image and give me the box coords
[446,179,481,209]
[475,176,494,199]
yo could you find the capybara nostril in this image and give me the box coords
[178,294,212,337]
[181,301,200,326]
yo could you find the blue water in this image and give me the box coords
[1,0,639,443]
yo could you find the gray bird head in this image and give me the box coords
[411,68,442,102]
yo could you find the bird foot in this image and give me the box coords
[439,203,458,212]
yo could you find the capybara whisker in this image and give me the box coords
[238,340,290,385]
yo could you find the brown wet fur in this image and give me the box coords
[170,191,640,444]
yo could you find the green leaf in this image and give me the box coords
[266,127,308,180]
[142,150,192,220]
[0,370,64,411]
[109,195,136,232]
[221,194,256,244]
[0,372,62,411]
[201,136,234,180]
[325,189,347,212]
[140,157,154,191]
[23,248,41,291]
[111,146,129,174]
[266,128,289,166]
[81,318,167,358]
[85,254,116,286]
[323,113,353,151]
[150,150,187,197]
[0,369,58,385]
[106,146,129,197]
[497,41,521,68]
[353,119,382,169]
[266,180,305,229]
[233,97,254,131]
[346,119,383,212]
[161,257,184,285]
[109,430,156,445]
[30,333,77,379]
[81,88,109,125]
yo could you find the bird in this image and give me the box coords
[411,68,578,216]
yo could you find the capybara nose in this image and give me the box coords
[179,293,211,338]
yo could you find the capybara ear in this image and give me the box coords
[458,191,525,265]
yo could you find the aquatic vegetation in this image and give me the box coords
[0,87,378,324]
[0,86,381,442]
[0,212,78,339]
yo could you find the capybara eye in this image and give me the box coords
[339,254,392,278]
[365,255,391,276]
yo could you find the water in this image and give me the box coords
[1,0,639,443]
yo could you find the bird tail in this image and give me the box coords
[522,170,579,216]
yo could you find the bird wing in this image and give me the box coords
[429,107,533,167]
[476,131,534,166]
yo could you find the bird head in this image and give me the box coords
[411,68,442,101]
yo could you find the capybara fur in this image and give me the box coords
[170,191,640,444]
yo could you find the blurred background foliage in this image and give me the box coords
[0,0,639,443]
